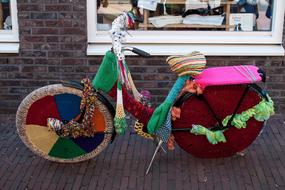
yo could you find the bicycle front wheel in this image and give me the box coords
[16,84,114,163]
[172,84,265,158]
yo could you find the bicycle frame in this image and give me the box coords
[15,12,274,175]
[59,12,272,173]
[91,12,268,135]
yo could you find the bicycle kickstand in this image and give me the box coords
[153,137,167,154]
[146,139,163,175]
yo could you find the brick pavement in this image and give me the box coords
[0,114,285,190]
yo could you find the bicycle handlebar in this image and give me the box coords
[132,47,151,57]
[110,12,150,59]
[123,46,151,58]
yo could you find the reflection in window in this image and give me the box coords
[97,0,273,32]
[0,0,12,30]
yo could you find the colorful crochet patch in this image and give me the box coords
[26,124,59,154]
[166,51,206,77]
[48,138,86,159]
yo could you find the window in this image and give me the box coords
[87,0,285,56]
[0,0,19,53]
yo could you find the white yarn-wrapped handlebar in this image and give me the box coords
[109,12,129,61]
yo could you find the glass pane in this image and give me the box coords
[0,0,12,30]
[97,0,274,32]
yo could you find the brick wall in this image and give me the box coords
[0,0,284,115]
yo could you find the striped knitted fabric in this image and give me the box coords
[166,51,206,77]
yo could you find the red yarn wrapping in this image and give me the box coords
[26,96,61,126]
[108,85,154,126]
[172,84,264,158]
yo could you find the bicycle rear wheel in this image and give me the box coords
[16,84,114,163]
[172,84,265,158]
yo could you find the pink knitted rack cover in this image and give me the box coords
[194,65,262,89]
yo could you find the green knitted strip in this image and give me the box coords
[117,80,122,90]
[191,95,274,145]
[147,76,189,134]
[222,95,274,128]
[147,101,172,134]
[92,51,118,93]
[253,96,275,121]
[191,125,226,144]
[114,117,127,134]
[48,138,86,159]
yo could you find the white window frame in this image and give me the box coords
[87,0,285,56]
[0,0,19,53]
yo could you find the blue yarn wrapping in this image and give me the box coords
[166,75,189,103]
[155,110,172,142]
[147,75,189,134]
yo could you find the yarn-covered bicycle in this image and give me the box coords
[16,12,274,174]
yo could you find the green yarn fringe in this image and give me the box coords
[190,95,274,145]
[191,125,226,144]
[222,95,274,128]
[114,117,127,135]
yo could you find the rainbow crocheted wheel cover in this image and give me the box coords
[172,84,264,158]
[16,84,113,163]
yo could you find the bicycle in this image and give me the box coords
[16,12,274,174]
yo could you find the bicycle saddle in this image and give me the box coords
[166,51,206,77]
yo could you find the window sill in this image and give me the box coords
[87,44,284,56]
[0,43,19,54]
